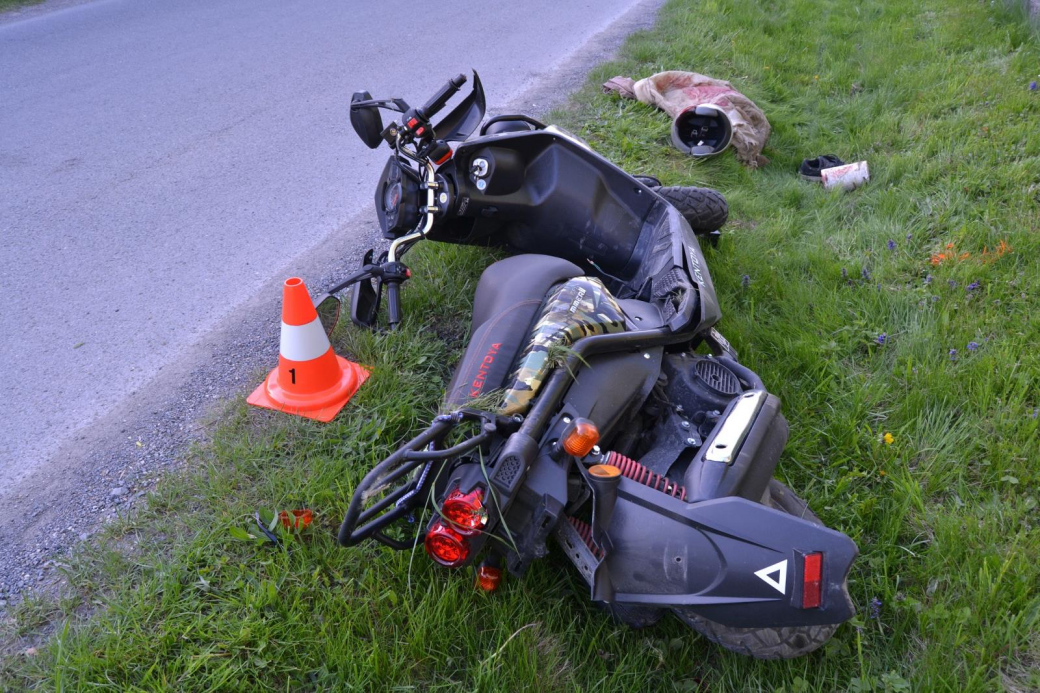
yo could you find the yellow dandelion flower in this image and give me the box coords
[883,432,894,445]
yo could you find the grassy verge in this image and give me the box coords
[0,0,44,13]
[3,0,1040,689]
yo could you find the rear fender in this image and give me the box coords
[563,479,857,628]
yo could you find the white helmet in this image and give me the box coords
[671,104,733,158]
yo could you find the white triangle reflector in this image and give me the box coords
[754,559,788,594]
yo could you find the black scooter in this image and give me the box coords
[327,72,858,659]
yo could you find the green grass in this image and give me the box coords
[0,0,44,13]
[3,0,1040,689]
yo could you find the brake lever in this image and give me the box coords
[349,97,410,113]
[321,264,381,298]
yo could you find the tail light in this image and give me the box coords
[425,521,470,567]
[441,487,487,536]
[475,564,502,592]
[801,552,823,609]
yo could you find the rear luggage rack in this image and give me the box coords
[337,408,514,549]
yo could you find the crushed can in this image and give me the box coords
[821,161,870,191]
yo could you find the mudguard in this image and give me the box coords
[557,478,857,628]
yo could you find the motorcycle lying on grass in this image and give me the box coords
[324,72,858,659]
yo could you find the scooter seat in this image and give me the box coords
[444,254,581,406]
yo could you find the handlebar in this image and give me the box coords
[416,73,467,121]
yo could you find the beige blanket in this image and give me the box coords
[604,70,770,168]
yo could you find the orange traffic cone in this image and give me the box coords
[248,277,369,422]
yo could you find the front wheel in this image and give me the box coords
[672,480,842,659]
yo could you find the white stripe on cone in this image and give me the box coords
[280,318,331,362]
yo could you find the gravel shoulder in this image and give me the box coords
[0,0,664,611]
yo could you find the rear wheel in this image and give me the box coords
[655,186,729,233]
[632,177,729,233]
[672,480,841,659]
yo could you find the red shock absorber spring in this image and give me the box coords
[568,516,604,558]
[604,451,687,501]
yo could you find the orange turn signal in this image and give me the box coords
[562,419,599,458]
[588,464,621,479]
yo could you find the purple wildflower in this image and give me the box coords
[1031,81,1038,92]
[949,348,958,360]
[931,295,940,302]
[887,239,896,251]
[948,279,957,289]
[862,267,872,281]
[842,267,848,279]
[924,274,933,285]
[869,597,883,620]
[906,233,913,241]
[877,332,887,346]
[967,280,979,291]
[741,274,751,288]
[1032,409,1038,419]
[967,341,979,351]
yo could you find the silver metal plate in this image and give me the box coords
[704,390,765,464]
[554,520,600,587]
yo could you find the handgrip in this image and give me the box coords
[417,73,467,120]
[386,280,403,329]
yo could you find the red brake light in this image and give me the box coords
[475,565,502,592]
[441,487,487,536]
[801,552,823,609]
[278,508,313,530]
[425,521,470,567]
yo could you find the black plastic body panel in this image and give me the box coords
[557,348,662,447]
[488,347,662,576]
[684,392,788,503]
[439,132,654,272]
[431,70,486,142]
[428,130,721,334]
[602,479,858,628]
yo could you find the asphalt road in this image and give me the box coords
[0,0,657,486]
[0,0,661,597]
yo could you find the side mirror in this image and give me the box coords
[350,276,382,329]
[314,293,343,338]
[350,91,384,149]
